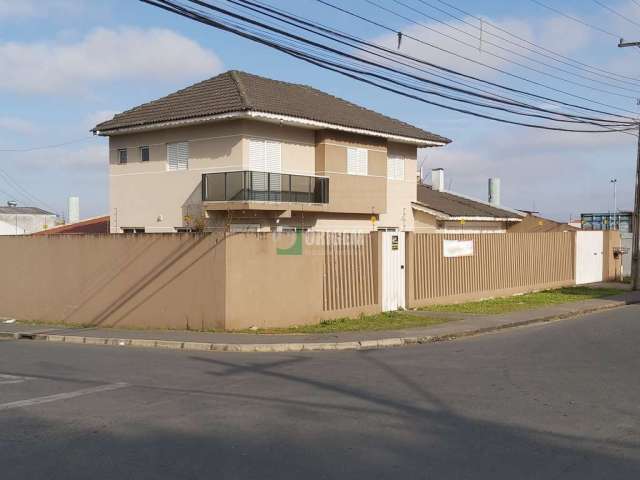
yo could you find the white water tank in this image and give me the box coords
[68,196,80,224]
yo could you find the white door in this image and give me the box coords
[381,231,406,311]
[576,231,604,285]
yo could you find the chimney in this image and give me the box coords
[68,196,80,224]
[431,168,445,191]
[488,178,501,206]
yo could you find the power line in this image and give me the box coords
[236,0,634,123]
[420,0,640,87]
[315,0,639,116]
[592,0,640,30]
[0,136,92,153]
[375,0,640,97]
[141,0,637,133]
[528,0,621,39]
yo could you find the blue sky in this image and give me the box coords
[1,0,640,221]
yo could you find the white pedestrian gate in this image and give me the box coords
[575,231,604,285]
[381,231,406,311]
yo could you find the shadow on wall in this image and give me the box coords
[3,350,639,479]
[63,234,224,330]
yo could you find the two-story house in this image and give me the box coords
[93,70,451,233]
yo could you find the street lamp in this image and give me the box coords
[611,178,618,230]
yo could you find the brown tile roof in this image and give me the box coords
[33,216,110,235]
[93,70,450,144]
[507,214,578,233]
[416,184,523,220]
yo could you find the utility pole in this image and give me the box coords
[611,178,617,229]
[618,40,640,290]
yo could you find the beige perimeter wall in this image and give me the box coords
[0,232,379,330]
[406,232,576,308]
[0,234,227,330]
[0,232,582,330]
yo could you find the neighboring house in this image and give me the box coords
[33,215,110,235]
[413,169,524,234]
[93,70,450,234]
[508,212,578,233]
[0,204,57,235]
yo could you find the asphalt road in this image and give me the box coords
[1,306,639,479]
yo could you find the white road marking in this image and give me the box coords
[0,382,129,411]
[0,374,30,385]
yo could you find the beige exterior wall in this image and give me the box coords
[108,119,431,233]
[413,210,439,233]
[314,130,388,215]
[378,142,418,231]
[109,121,244,232]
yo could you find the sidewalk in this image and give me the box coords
[2,291,639,353]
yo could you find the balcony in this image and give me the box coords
[202,171,329,207]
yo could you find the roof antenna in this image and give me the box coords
[397,31,403,49]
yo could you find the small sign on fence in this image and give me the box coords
[391,235,399,250]
[443,239,474,258]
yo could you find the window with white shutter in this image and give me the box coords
[347,147,368,176]
[248,138,281,192]
[387,155,405,180]
[167,142,189,171]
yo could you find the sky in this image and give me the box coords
[1,0,640,222]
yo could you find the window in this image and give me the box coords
[140,146,150,162]
[122,227,145,234]
[248,138,282,172]
[248,138,282,193]
[118,149,128,164]
[387,155,405,180]
[230,224,260,232]
[347,147,368,176]
[167,142,189,170]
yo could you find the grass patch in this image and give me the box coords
[422,286,624,315]
[241,311,455,334]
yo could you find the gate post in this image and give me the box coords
[405,232,415,310]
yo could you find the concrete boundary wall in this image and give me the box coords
[0,231,619,330]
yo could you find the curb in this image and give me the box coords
[2,300,636,353]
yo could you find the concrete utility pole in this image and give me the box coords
[618,40,640,290]
[611,178,617,229]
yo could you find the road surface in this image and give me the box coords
[1,305,639,479]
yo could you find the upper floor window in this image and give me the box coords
[387,155,405,180]
[140,146,150,162]
[167,142,189,171]
[347,147,368,176]
[248,138,282,172]
[118,149,127,165]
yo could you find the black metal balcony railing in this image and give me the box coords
[202,171,329,204]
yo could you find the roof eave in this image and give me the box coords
[411,202,522,223]
[93,110,450,146]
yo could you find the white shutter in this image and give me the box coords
[388,155,404,180]
[248,139,266,171]
[177,142,188,170]
[167,142,188,171]
[348,147,367,176]
[265,140,282,191]
[248,139,266,191]
[358,148,368,175]
[347,148,358,175]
